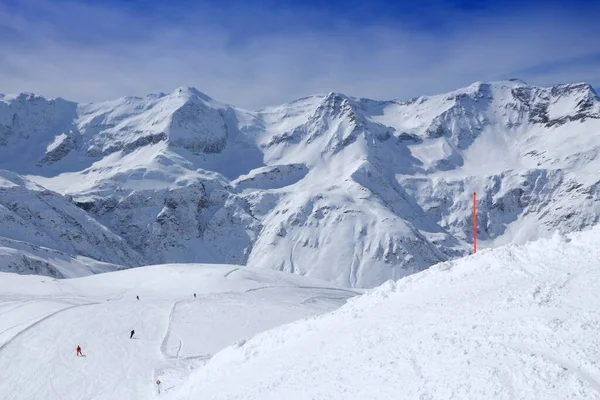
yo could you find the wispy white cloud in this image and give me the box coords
[0,0,599,108]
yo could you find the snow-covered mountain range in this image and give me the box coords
[1,80,598,287]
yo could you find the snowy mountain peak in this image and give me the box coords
[171,86,222,106]
[442,80,527,102]
[0,91,75,106]
[0,92,42,102]
[0,80,599,287]
[550,81,597,96]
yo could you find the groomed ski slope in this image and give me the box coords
[0,264,358,399]
[167,227,600,400]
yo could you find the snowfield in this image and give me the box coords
[0,264,358,399]
[165,227,600,400]
[1,228,599,399]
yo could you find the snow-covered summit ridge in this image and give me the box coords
[1,79,597,172]
[0,85,236,177]
[0,80,598,287]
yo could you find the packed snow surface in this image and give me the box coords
[0,264,358,399]
[166,227,600,400]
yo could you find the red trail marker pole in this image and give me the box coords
[473,192,477,254]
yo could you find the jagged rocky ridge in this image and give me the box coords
[0,80,598,286]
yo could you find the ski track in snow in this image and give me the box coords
[0,264,353,399]
[3,229,600,399]
[0,302,99,354]
[223,267,240,278]
[160,300,185,360]
[0,301,33,316]
[164,228,600,400]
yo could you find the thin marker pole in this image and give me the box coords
[473,192,477,254]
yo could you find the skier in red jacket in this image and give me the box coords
[76,345,82,357]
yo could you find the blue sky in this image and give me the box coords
[0,0,598,108]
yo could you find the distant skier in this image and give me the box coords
[130,329,135,339]
[136,295,139,300]
[194,293,196,298]
[76,345,82,357]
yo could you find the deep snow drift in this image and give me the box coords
[0,264,358,399]
[166,226,600,400]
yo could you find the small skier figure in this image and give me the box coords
[194,293,196,298]
[76,345,82,357]
[130,329,135,339]
[136,295,139,300]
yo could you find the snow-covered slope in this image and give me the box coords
[0,80,599,287]
[0,237,122,278]
[0,170,143,277]
[0,264,358,399]
[167,226,600,400]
